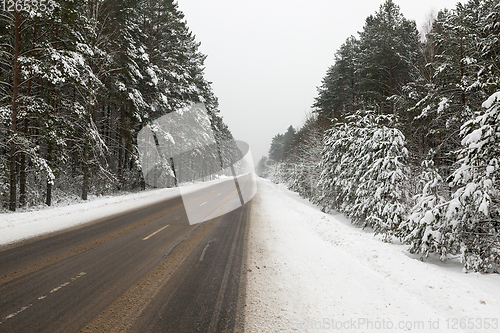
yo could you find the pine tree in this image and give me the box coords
[0,0,235,209]
[0,2,90,208]
[270,0,500,272]
[316,121,356,212]
[313,36,359,120]
[357,0,420,114]
[277,115,327,199]
[475,0,500,95]
[316,112,409,239]
[400,158,449,258]
[446,91,500,273]
[402,1,495,176]
[349,114,409,238]
[268,126,295,162]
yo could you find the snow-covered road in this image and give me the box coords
[245,178,500,332]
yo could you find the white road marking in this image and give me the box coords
[216,193,221,196]
[50,282,70,293]
[143,225,169,241]
[2,272,86,323]
[199,240,216,262]
[5,304,32,320]
[199,201,207,206]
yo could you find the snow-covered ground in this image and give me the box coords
[0,178,230,246]
[245,178,500,333]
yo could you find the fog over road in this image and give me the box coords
[0,176,253,333]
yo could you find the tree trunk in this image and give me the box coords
[460,34,466,107]
[9,11,21,212]
[170,157,177,187]
[45,144,52,206]
[19,123,27,206]
[388,61,394,114]
[117,107,124,188]
[46,180,52,206]
[82,136,89,200]
[19,21,37,207]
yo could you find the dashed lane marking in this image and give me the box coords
[142,225,170,241]
[5,304,32,320]
[1,272,86,324]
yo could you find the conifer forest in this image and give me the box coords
[0,0,237,212]
[262,0,500,273]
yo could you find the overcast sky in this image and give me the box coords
[177,0,460,163]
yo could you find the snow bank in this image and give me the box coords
[245,178,500,332]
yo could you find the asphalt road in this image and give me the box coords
[0,175,254,333]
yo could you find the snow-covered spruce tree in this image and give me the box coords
[400,158,449,258]
[447,92,500,273]
[349,114,410,239]
[316,113,378,213]
[316,121,356,212]
[317,112,410,239]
